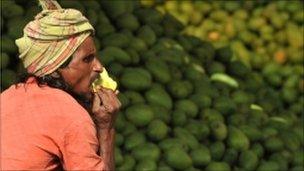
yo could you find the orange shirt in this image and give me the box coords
[0,78,104,170]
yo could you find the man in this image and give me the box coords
[0,0,121,170]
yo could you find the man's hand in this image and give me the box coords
[92,88,121,129]
[91,88,120,171]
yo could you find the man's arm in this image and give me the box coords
[92,88,121,171]
[97,128,115,171]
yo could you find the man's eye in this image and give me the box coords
[83,55,94,63]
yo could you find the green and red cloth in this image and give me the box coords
[15,0,94,76]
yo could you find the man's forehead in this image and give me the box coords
[79,36,96,55]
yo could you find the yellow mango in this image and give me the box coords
[92,69,117,92]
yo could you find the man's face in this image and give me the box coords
[58,36,103,99]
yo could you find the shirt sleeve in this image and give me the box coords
[59,118,105,170]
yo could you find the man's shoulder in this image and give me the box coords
[11,83,79,105]
[41,86,78,104]
[1,83,94,131]
[38,86,88,114]
[42,88,94,130]
[2,83,89,118]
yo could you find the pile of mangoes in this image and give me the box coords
[142,1,303,69]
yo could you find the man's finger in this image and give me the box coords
[92,93,101,113]
[96,87,121,110]
[96,88,116,107]
[115,90,119,95]
[96,88,111,99]
[98,87,116,98]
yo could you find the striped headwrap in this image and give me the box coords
[15,0,95,76]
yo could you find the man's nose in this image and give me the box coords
[93,58,103,73]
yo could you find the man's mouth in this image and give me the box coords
[91,74,100,84]
[89,74,101,91]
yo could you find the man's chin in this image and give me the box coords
[85,92,94,100]
[63,87,93,112]
[82,89,94,100]
[71,87,93,101]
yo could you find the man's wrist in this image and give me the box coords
[93,113,115,129]
[97,126,115,138]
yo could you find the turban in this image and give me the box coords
[15,0,95,76]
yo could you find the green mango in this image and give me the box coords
[124,132,146,151]
[227,126,250,151]
[239,150,259,170]
[147,119,169,141]
[131,142,160,161]
[135,159,157,171]
[210,121,228,141]
[165,147,192,170]
[125,104,154,127]
[121,67,152,90]
[117,155,135,171]
[209,141,225,161]
[145,85,173,110]
[206,162,231,171]
[190,145,211,167]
